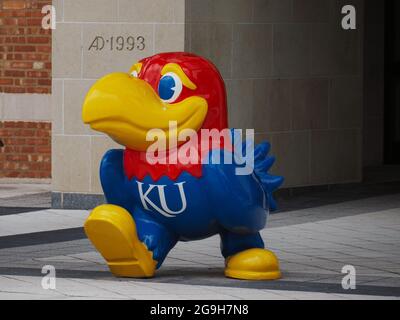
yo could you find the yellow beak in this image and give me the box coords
[82,73,208,151]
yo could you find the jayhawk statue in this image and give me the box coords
[82,52,283,280]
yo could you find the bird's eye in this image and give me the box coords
[158,72,183,103]
[130,70,138,78]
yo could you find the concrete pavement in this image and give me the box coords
[0,182,400,300]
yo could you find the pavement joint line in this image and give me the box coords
[66,278,133,299]
[0,227,86,250]
[0,207,51,216]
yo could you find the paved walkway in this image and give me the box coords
[0,182,400,300]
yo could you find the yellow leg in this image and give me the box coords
[84,204,157,278]
[224,248,281,280]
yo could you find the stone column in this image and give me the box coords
[51,0,185,208]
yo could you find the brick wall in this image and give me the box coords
[0,0,51,94]
[0,121,51,178]
[0,0,52,180]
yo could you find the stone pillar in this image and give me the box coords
[51,0,185,208]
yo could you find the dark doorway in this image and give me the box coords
[385,0,400,164]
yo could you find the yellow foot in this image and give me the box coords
[225,248,281,280]
[84,204,156,278]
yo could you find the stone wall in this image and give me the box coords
[51,0,368,208]
[185,0,364,187]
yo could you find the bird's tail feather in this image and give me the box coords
[253,142,284,211]
[230,130,284,212]
[234,137,283,211]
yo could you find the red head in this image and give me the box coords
[82,52,228,180]
[137,52,228,131]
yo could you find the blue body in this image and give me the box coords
[100,141,283,268]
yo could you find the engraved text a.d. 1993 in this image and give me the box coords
[88,36,145,51]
